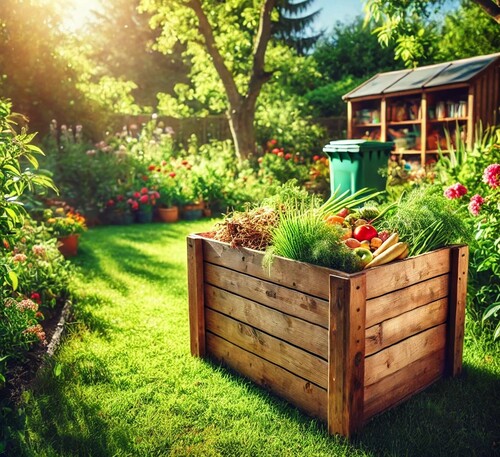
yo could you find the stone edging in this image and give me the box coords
[45,300,72,358]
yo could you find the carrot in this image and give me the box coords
[364,242,408,269]
[372,232,399,258]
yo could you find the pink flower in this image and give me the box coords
[285,153,292,160]
[483,164,500,188]
[13,253,27,263]
[444,183,468,199]
[140,187,149,195]
[139,195,149,205]
[270,139,277,146]
[153,191,160,199]
[32,245,46,256]
[133,192,141,199]
[131,201,139,211]
[468,194,485,216]
[272,148,280,154]
[17,299,38,312]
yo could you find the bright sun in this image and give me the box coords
[63,0,103,33]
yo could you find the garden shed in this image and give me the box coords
[343,53,500,164]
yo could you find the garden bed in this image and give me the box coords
[187,234,468,437]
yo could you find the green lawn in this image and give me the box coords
[11,222,500,456]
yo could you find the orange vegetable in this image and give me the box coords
[325,215,345,225]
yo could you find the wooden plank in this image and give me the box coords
[365,274,449,328]
[365,324,447,387]
[205,309,328,388]
[207,332,327,421]
[204,263,329,327]
[328,274,366,437]
[205,285,328,358]
[446,245,469,377]
[364,347,446,420]
[365,248,451,299]
[365,298,448,356]
[203,237,346,300]
[187,235,205,356]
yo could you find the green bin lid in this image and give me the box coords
[323,139,394,154]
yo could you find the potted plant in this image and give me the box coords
[44,206,87,257]
[105,192,135,225]
[149,164,183,223]
[129,187,160,223]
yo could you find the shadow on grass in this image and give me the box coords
[207,357,499,456]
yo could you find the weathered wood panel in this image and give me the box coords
[365,298,448,356]
[446,245,469,376]
[205,285,328,358]
[365,274,449,328]
[328,274,366,437]
[205,309,328,388]
[204,263,329,327]
[187,236,205,356]
[364,248,450,299]
[207,332,328,421]
[364,347,446,420]
[203,238,344,300]
[365,324,447,387]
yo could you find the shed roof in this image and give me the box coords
[343,53,500,100]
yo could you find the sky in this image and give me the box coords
[312,0,365,33]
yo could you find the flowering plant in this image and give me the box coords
[147,162,182,208]
[128,187,160,211]
[106,193,134,213]
[443,162,500,339]
[44,207,87,237]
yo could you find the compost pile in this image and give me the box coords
[212,206,279,250]
[208,184,470,273]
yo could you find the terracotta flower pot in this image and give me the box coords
[158,206,179,223]
[58,234,79,257]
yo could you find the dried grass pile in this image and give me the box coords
[213,206,279,250]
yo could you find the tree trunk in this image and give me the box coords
[227,101,256,161]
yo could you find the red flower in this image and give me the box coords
[117,195,124,202]
[285,153,292,160]
[483,163,500,188]
[139,195,149,204]
[107,199,115,207]
[313,155,320,162]
[133,192,141,199]
[140,187,149,195]
[131,201,139,211]
[270,139,277,145]
[277,151,284,158]
[169,172,176,178]
[444,183,467,199]
[31,292,42,304]
[181,160,189,166]
[153,191,160,199]
[272,148,280,154]
[148,164,156,171]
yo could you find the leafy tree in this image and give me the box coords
[141,0,285,160]
[364,0,500,67]
[274,0,323,55]
[305,17,402,117]
[437,0,500,61]
[0,0,93,135]
[85,0,188,111]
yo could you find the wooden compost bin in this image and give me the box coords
[187,235,468,437]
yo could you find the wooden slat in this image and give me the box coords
[364,347,446,420]
[203,238,346,300]
[204,263,329,327]
[365,274,449,328]
[364,248,451,299]
[446,245,469,377]
[365,298,448,356]
[187,235,205,356]
[205,285,328,358]
[365,324,447,387]
[205,309,328,388]
[207,333,327,421]
[328,274,366,437]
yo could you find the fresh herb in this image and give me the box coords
[379,186,470,256]
[264,209,362,273]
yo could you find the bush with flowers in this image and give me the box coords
[147,162,183,208]
[436,125,500,340]
[129,187,160,213]
[44,206,87,238]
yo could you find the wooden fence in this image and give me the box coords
[116,114,347,148]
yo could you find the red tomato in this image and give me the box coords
[337,208,349,218]
[353,224,378,242]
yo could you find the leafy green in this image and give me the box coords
[264,208,362,273]
[380,186,471,256]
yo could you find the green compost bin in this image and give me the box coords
[323,139,393,195]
